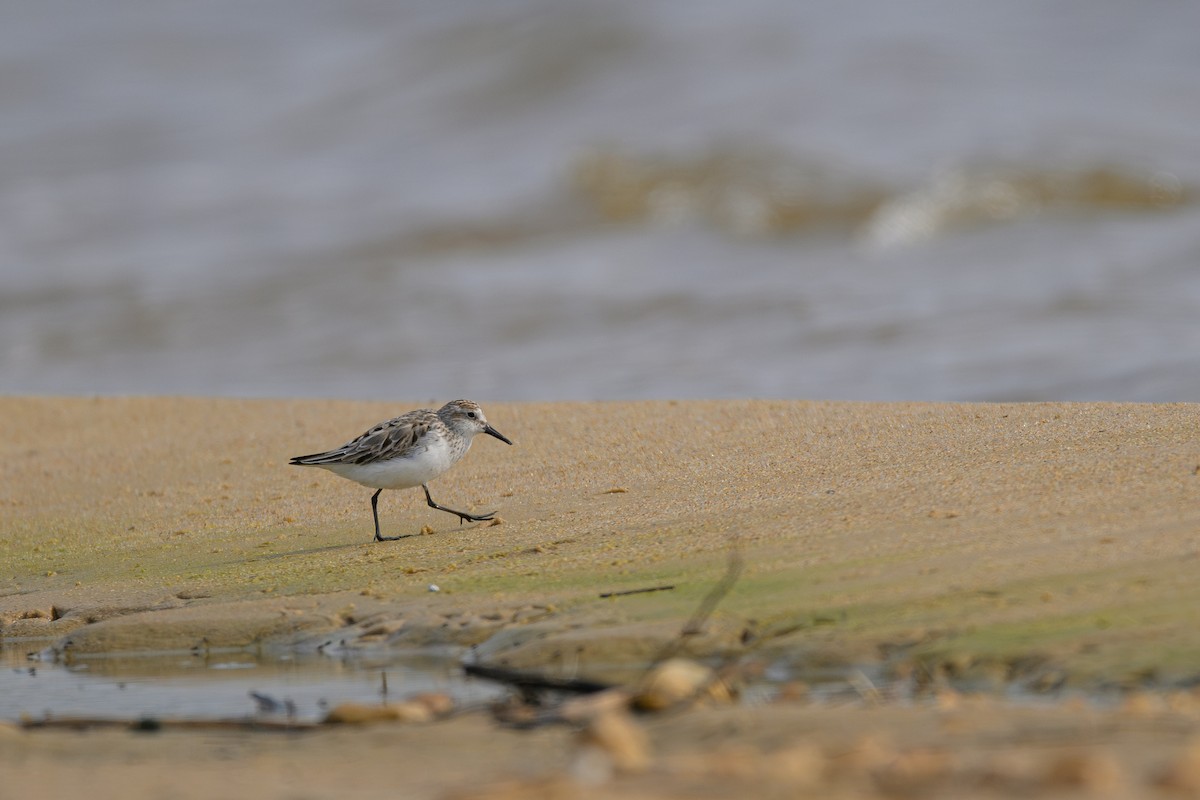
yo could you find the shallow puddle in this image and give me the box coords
[0,640,505,724]
[2,636,1093,727]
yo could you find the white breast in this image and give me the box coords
[319,436,467,490]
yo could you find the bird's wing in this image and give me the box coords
[290,411,435,466]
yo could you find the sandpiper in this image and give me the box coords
[290,399,513,542]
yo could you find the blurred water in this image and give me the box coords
[1,641,500,723]
[2,0,1199,402]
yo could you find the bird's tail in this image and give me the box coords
[289,452,336,466]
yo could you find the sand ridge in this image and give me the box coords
[3,396,1199,682]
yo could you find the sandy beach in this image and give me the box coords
[3,396,1200,798]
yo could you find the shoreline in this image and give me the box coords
[4,396,1199,687]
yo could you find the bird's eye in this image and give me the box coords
[467,411,477,419]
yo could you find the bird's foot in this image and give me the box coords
[453,509,496,525]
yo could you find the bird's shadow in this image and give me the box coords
[234,529,451,564]
[205,542,358,569]
[207,522,492,570]
[249,542,367,562]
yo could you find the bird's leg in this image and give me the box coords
[371,489,402,542]
[422,484,495,524]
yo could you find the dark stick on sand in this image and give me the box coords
[599,585,676,598]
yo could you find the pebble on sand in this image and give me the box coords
[633,658,733,711]
[1042,751,1124,793]
[1155,739,1200,793]
[323,701,434,725]
[575,710,651,776]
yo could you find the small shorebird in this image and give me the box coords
[290,399,513,542]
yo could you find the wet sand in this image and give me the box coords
[3,396,1200,798]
